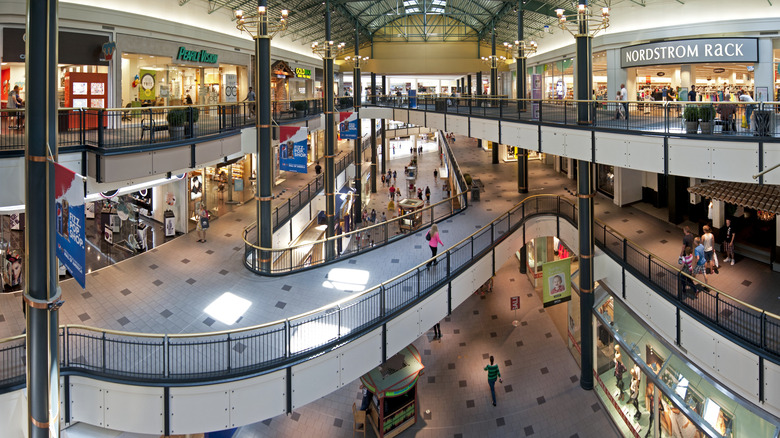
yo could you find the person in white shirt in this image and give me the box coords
[620,84,628,120]
[738,90,755,132]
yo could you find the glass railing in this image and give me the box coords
[369,95,780,138]
[1,195,778,391]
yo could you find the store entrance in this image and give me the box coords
[632,63,756,102]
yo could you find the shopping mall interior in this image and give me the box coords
[1,0,780,437]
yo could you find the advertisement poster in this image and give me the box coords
[190,175,203,200]
[531,74,542,120]
[55,163,86,289]
[223,74,237,102]
[542,257,572,308]
[408,89,417,109]
[139,69,156,101]
[279,126,308,174]
[339,112,358,139]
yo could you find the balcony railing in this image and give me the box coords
[370,95,780,138]
[2,194,778,391]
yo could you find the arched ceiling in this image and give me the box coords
[188,0,621,49]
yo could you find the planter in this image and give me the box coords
[700,121,713,135]
[169,125,185,141]
[685,121,699,134]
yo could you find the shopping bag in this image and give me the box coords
[741,115,747,129]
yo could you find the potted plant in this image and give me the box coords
[167,108,186,140]
[293,100,307,118]
[699,105,715,135]
[683,106,699,134]
[185,107,200,138]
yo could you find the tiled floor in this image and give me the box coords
[232,258,620,438]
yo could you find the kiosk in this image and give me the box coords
[360,346,424,438]
[397,198,424,233]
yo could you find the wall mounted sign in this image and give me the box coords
[620,38,758,68]
[176,46,218,64]
[295,68,311,79]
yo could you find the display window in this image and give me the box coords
[597,164,615,198]
[120,53,248,108]
[631,63,755,102]
[593,293,779,438]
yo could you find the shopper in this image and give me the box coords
[425,186,431,204]
[392,170,397,184]
[717,96,737,133]
[315,161,322,175]
[433,169,438,179]
[679,226,694,258]
[739,90,755,132]
[425,224,443,269]
[432,321,441,339]
[688,85,697,102]
[244,87,256,117]
[692,237,708,286]
[8,85,24,129]
[389,185,396,200]
[196,205,209,243]
[723,219,736,265]
[483,356,502,407]
[702,225,717,274]
[620,83,629,121]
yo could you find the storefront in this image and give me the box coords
[597,164,615,198]
[593,291,779,437]
[619,38,761,101]
[117,34,250,108]
[2,27,111,109]
[187,155,254,230]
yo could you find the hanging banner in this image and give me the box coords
[542,257,572,308]
[531,74,542,120]
[408,89,417,109]
[279,126,309,173]
[223,74,237,103]
[55,163,86,289]
[339,111,358,139]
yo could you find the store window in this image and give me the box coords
[594,293,779,438]
[597,164,615,198]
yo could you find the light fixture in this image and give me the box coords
[234,5,289,39]
[343,55,369,68]
[555,4,609,37]
[312,40,347,60]
[757,210,776,221]
[504,39,538,59]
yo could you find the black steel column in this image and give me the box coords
[370,73,377,193]
[576,0,594,392]
[476,72,482,97]
[324,2,336,259]
[467,74,472,96]
[516,0,528,193]
[576,1,593,125]
[26,0,60,436]
[256,0,273,271]
[380,119,387,176]
[353,27,363,224]
[491,27,499,164]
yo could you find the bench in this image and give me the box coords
[141,118,168,140]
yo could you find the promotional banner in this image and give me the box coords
[279,126,309,173]
[55,163,86,288]
[531,74,542,120]
[139,69,156,101]
[339,111,358,139]
[408,89,417,109]
[223,74,237,102]
[542,257,572,308]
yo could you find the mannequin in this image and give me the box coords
[629,363,641,420]
[613,345,626,401]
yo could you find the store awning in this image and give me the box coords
[687,181,780,214]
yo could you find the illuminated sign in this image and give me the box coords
[620,38,757,68]
[295,67,311,79]
[176,46,218,64]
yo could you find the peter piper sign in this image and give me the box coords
[176,46,218,64]
[620,38,757,68]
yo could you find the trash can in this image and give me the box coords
[471,183,480,201]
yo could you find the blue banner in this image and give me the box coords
[408,89,417,109]
[339,112,358,139]
[55,163,86,288]
[279,126,308,174]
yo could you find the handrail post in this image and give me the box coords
[380,285,386,318]
[648,254,652,277]
[101,331,107,373]
[446,250,451,277]
[97,109,104,148]
[188,106,194,138]
[164,334,169,377]
[622,238,627,261]
[285,319,291,358]
[417,270,421,298]
[715,293,720,324]
[761,312,766,349]
[664,101,670,134]
[148,108,154,143]
[226,332,232,371]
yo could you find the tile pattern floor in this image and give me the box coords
[232,258,620,438]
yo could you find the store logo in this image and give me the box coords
[295,67,311,79]
[620,38,757,68]
[176,46,218,64]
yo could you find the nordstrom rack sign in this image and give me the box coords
[620,38,758,68]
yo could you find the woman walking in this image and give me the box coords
[196,204,209,243]
[426,224,444,269]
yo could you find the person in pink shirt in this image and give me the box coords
[426,224,444,269]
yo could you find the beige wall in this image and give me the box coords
[366,42,510,75]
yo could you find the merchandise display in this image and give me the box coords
[593,293,776,438]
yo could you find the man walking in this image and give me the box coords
[244,87,256,117]
[484,356,502,406]
[619,83,629,121]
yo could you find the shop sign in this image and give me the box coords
[279,126,308,174]
[295,68,311,79]
[101,41,116,61]
[176,46,218,64]
[620,38,757,68]
[55,163,86,289]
